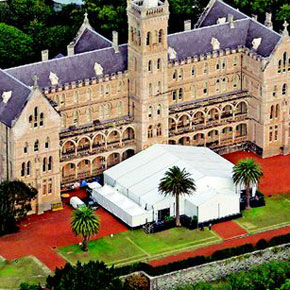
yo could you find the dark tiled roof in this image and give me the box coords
[6,45,128,89]
[0,70,32,127]
[168,18,281,60]
[74,28,112,54]
[198,0,247,28]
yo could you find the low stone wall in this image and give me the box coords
[123,243,290,290]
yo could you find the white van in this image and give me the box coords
[70,196,85,209]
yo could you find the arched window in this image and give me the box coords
[21,163,25,177]
[157,104,161,115]
[203,82,208,95]
[233,75,239,89]
[86,88,92,101]
[203,62,208,74]
[157,58,161,70]
[105,85,110,95]
[179,88,183,100]
[117,101,122,116]
[73,91,79,104]
[34,140,39,152]
[43,158,47,172]
[48,157,52,171]
[138,30,141,46]
[191,66,195,76]
[157,81,161,94]
[172,90,177,101]
[278,59,282,73]
[233,56,238,67]
[273,85,277,97]
[27,161,31,176]
[148,60,152,72]
[34,107,38,121]
[282,83,287,95]
[146,31,151,46]
[216,79,220,93]
[148,125,153,138]
[39,113,44,126]
[149,83,153,96]
[275,104,280,118]
[148,106,153,118]
[270,105,274,119]
[156,123,162,136]
[173,70,177,80]
[48,178,53,194]
[29,115,33,127]
[24,142,28,154]
[179,69,183,79]
[158,29,163,43]
[221,59,226,70]
[73,111,79,125]
[283,52,287,66]
[45,137,50,149]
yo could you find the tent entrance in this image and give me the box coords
[158,208,170,221]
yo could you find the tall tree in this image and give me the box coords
[232,158,263,210]
[0,180,37,235]
[159,166,196,227]
[71,206,100,251]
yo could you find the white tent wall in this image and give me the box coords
[184,199,198,217]
[198,194,240,223]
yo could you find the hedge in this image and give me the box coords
[115,233,290,277]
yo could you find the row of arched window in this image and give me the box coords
[148,123,162,138]
[24,137,50,154]
[148,104,162,118]
[148,58,162,72]
[43,157,53,172]
[28,107,44,128]
[146,29,164,46]
[54,81,126,106]
[278,52,290,73]
[21,161,31,177]
[148,82,162,96]
[270,104,280,120]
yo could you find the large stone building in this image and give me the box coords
[0,0,289,213]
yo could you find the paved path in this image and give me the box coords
[150,225,290,267]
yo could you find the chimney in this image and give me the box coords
[184,20,192,31]
[264,12,273,30]
[67,42,74,56]
[228,14,234,29]
[112,31,119,53]
[252,14,258,21]
[41,49,49,61]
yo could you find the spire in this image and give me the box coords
[33,75,39,90]
[283,20,289,36]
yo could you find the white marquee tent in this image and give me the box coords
[89,144,240,227]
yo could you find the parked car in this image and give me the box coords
[70,196,85,209]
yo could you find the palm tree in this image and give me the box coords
[232,158,263,210]
[158,166,196,227]
[71,206,100,251]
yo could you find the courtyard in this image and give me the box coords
[1,151,290,288]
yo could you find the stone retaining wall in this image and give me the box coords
[123,243,290,290]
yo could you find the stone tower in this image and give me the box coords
[127,0,170,151]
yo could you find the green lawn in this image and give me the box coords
[58,227,220,267]
[0,256,51,289]
[235,194,290,233]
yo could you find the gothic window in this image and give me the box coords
[60,93,65,106]
[148,125,153,138]
[172,90,177,101]
[221,59,226,70]
[48,178,52,194]
[148,106,153,118]
[148,60,152,72]
[269,127,273,142]
[105,85,110,95]
[270,105,274,119]
[278,59,282,73]
[233,56,238,67]
[216,60,220,70]
[216,79,220,93]
[273,85,277,97]
[73,111,79,125]
[275,104,280,118]
[179,88,183,100]
[157,104,161,115]
[43,180,47,196]
[45,137,50,149]
[26,161,31,176]
[29,115,33,127]
[138,30,141,46]
[158,29,163,43]
[34,140,39,152]
[24,142,28,154]
[43,157,47,172]
[21,162,25,177]
[48,156,52,171]
[173,70,177,80]
[156,123,162,136]
[179,69,183,80]
[274,125,279,141]
[146,31,151,46]
[233,75,239,89]
[203,62,208,74]
[203,82,208,95]
[73,91,79,104]
[157,58,161,70]
[282,83,287,95]
[191,66,195,76]
[39,113,44,126]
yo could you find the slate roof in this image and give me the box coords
[74,28,112,54]
[197,0,247,28]
[6,45,128,89]
[0,70,32,127]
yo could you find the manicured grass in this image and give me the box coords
[235,194,290,233]
[58,227,220,267]
[0,256,51,289]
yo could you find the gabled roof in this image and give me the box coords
[5,45,128,89]
[74,28,112,54]
[0,70,32,127]
[197,0,247,28]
